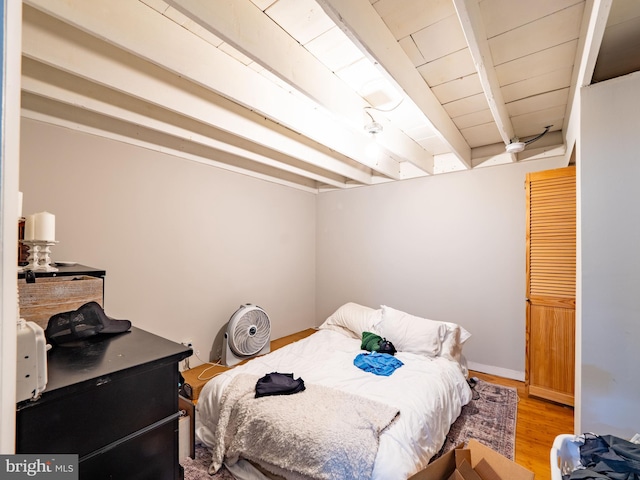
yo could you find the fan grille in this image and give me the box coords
[228,307,271,356]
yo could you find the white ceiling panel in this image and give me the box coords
[373,0,454,40]
[495,40,578,86]
[305,26,364,72]
[501,68,573,104]
[507,89,569,118]
[488,3,585,66]
[431,73,484,105]
[460,121,503,148]
[250,0,277,11]
[411,15,468,64]
[443,93,489,118]
[398,35,425,67]
[511,105,567,136]
[453,108,495,130]
[265,0,334,45]
[417,48,476,87]
[480,0,582,38]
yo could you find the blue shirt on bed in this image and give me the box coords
[353,352,404,376]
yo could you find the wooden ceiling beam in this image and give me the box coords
[21,61,354,190]
[563,0,612,161]
[453,0,515,152]
[21,97,323,193]
[22,2,379,185]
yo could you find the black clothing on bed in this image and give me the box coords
[255,372,305,398]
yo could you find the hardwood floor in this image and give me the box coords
[470,371,574,480]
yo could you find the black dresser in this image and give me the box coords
[16,327,192,480]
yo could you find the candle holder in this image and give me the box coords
[20,240,59,272]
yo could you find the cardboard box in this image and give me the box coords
[409,439,535,480]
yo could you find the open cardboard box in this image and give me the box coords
[409,439,535,480]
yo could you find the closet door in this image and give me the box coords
[525,166,576,406]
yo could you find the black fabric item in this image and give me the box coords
[361,332,397,356]
[45,301,132,347]
[567,434,640,480]
[255,372,305,398]
[378,338,397,356]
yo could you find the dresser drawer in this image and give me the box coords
[17,362,178,457]
[79,416,180,480]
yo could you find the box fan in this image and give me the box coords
[222,304,271,366]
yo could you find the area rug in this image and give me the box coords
[432,379,518,461]
[183,379,518,479]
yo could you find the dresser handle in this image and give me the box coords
[95,377,111,387]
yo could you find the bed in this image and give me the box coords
[195,303,473,480]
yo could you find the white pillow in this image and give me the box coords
[440,322,472,364]
[377,305,447,357]
[318,302,381,339]
[378,305,471,359]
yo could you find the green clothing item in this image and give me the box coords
[361,331,382,352]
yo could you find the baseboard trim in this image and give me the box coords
[467,361,525,382]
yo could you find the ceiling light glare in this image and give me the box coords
[365,121,383,135]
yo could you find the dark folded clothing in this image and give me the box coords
[255,372,305,398]
[568,434,640,480]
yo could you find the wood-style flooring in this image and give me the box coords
[470,371,574,480]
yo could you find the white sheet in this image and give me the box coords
[196,329,472,480]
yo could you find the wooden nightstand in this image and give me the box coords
[182,328,317,403]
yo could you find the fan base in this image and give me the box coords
[222,335,270,367]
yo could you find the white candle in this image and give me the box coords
[24,214,35,241]
[34,211,55,241]
[18,191,23,219]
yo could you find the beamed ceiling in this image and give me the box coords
[21,0,640,192]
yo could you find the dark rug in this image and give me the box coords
[183,379,518,479]
[432,379,518,461]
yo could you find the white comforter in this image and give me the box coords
[196,329,472,480]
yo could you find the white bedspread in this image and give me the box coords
[196,329,472,480]
[210,373,399,479]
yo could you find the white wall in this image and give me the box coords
[316,157,566,379]
[21,117,574,381]
[20,119,317,365]
[580,72,640,438]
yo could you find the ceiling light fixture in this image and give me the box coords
[364,110,383,135]
[505,141,525,154]
[506,125,553,154]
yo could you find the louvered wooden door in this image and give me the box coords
[525,166,576,406]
